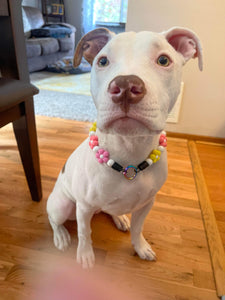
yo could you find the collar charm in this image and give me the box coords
[89,121,167,180]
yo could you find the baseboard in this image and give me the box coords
[167,131,225,145]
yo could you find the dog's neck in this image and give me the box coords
[96,129,160,166]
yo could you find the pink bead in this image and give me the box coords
[89,135,99,149]
[159,134,167,147]
[98,149,104,154]
[96,149,109,163]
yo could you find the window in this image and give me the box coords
[82,0,128,34]
[93,0,128,25]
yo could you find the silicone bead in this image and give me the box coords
[89,131,96,136]
[107,159,115,167]
[138,160,149,171]
[146,158,153,166]
[158,145,165,152]
[111,162,123,172]
[93,146,100,153]
[159,134,167,147]
[96,149,109,163]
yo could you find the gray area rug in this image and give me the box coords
[34,89,97,122]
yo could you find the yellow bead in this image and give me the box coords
[149,149,161,163]
[89,121,97,132]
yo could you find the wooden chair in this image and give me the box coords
[0,0,42,201]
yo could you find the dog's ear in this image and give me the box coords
[162,27,203,71]
[73,28,115,67]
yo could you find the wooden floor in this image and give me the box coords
[196,142,225,249]
[0,116,224,300]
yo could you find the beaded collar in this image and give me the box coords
[89,122,167,180]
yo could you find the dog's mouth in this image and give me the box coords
[104,116,152,136]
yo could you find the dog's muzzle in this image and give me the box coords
[108,75,146,113]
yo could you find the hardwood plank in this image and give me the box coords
[188,140,225,297]
[0,260,14,281]
[196,142,225,248]
[0,281,33,300]
[193,268,215,290]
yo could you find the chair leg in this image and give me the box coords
[13,99,42,202]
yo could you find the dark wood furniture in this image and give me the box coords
[41,0,66,23]
[0,0,42,202]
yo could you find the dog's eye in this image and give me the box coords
[98,56,109,67]
[157,55,171,67]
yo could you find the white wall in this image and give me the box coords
[64,0,82,45]
[126,0,225,138]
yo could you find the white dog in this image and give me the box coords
[47,27,202,268]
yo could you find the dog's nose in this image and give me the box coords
[108,75,146,113]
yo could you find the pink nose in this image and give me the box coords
[108,75,146,113]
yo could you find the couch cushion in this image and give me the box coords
[26,38,59,57]
[26,40,42,58]
[58,38,73,52]
[39,38,60,55]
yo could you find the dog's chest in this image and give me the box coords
[96,173,160,215]
[67,140,168,216]
[86,166,166,215]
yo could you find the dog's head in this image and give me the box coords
[74,27,202,136]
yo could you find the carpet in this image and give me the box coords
[34,72,92,96]
[33,72,97,122]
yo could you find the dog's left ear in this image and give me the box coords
[162,27,203,71]
[73,28,115,67]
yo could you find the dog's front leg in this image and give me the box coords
[131,199,156,261]
[76,203,96,268]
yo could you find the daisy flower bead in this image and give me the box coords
[89,121,97,136]
[96,149,109,163]
[159,133,167,147]
[89,121,97,132]
[149,149,161,163]
[89,135,99,149]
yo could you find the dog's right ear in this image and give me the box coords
[73,28,115,67]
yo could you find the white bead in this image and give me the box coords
[146,158,153,166]
[100,154,104,159]
[93,146,100,153]
[158,145,165,152]
[107,159,114,167]
[162,130,166,136]
[89,131,96,136]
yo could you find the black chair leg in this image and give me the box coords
[13,99,42,201]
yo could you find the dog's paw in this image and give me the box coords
[77,243,95,269]
[133,236,156,261]
[112,215,130,232]
[53,225,71,251]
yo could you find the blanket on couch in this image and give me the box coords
[31,24,72,38]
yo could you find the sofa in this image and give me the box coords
[22,6,76,72]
